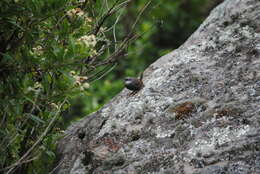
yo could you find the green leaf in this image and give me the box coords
[46,150,55,158]
[27,114,45,124]
[8,20,25,31]
[1,53,13,64]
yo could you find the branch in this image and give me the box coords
[93,0,133,36]
[93,0,152,66]
[88,63,118,83]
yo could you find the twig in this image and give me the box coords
[48,158,65,174]
[93,0,121,35]
[0,155,39,172]
[110,0,132,14]
[101,0,152,65]
[131,1,151,31]
[113,10,123,50]
[88,63,117,83]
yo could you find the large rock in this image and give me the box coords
[54,0,260,173]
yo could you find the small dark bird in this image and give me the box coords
[124,73,144,95]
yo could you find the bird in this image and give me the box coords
[124,72,144,95]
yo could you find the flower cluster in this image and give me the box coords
[70,71,90,91]
[32,45,43,55]
[26,82,43,94]
[77,34,97,47]
[66,8,84,17]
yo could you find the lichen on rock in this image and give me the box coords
[54,0,260,173]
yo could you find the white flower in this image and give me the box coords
[73,75,88,87]
[70,71,76,75]
[66,9,76,17]
[82,82,90,89]
[78,35,97,47]
[78,0,85,3]
[66,8,84,17]
[50,103,59,109]
[32,46,43,55]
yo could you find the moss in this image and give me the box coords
[78,130,85,139]
[222,20,230,27]
[111,121,117,129]
[129,130,141,141]
[103,154,125,169]
[82,151,94,166]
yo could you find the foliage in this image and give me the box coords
[0,0,136,173]
[78,0,221,116]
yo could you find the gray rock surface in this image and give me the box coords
[54,0,260,173]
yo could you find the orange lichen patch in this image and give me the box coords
[88,136,122,152]
[171,102,195,120]
[103,137,122,152]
